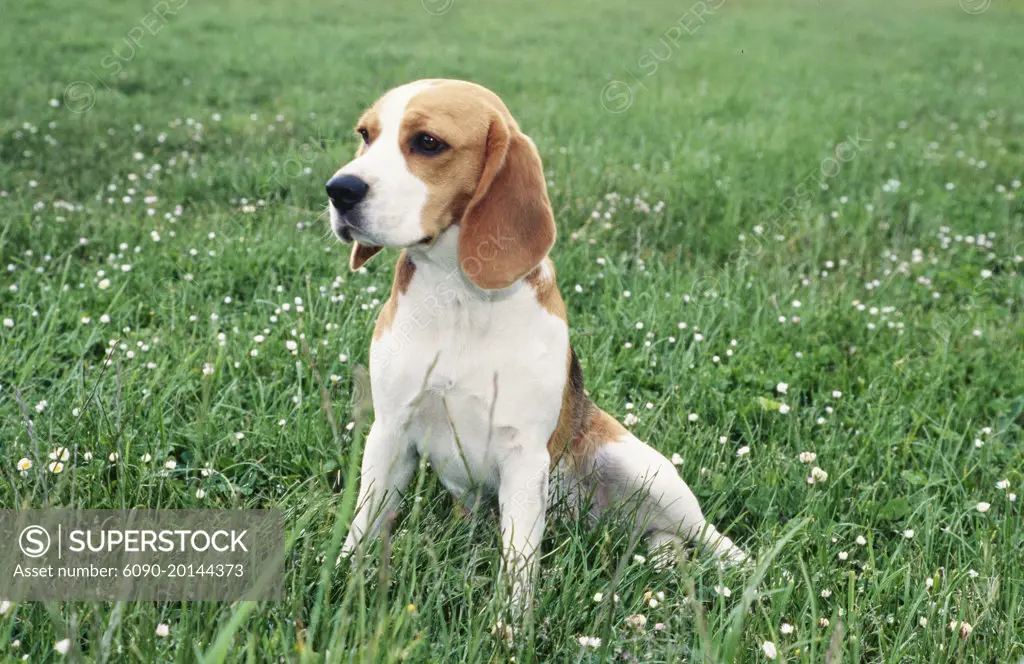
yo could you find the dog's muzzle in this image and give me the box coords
[326,174,370,241]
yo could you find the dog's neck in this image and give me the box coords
[405,225,526,303]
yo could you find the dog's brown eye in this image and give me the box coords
[357,127,370,144]
[412,132,447,155]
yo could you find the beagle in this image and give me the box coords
[329,79,746,608]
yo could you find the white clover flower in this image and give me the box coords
[623,413,639,427]
[196,488,206,499]
[108,451,120,462]
[832,390,842,398]
[809,467,828,484]
[776,382,788,394]
[3,318,13,328]
[164,459,177,470]
[578,636,601,648]
[976,502,990,513]
[35,400,48,413]
[996,479,1010,490]
[202,363,214,376]
[855,535,867,546]
[778,404,791,414]
[737,446,750,457]
[98,278,110,290]
[688,413,698,422]
[762,641,778,660]
[593,592,603,602]
[670,453,683,466]
[799,451,817,464]
[54,638,71,654]
[625,614,647,631]
[0,599,12,615]
[903,529,915,539]
[919,616,927,627]
[838,551,848,561]
[632,554,646,564]
[155,623,170,637]
[780,623,794,635]
[714,584,731,597]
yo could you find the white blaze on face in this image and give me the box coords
[330,81,434,247]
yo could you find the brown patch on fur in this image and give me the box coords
[400,82,499,241]
[353,108,382,151]
[547,347,591,467]
[397,80,555,290]
[525,258,566,320]
[563,405,629,470]
[373,251,416,340]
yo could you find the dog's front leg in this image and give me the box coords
[497,452,550,613]
[341,421,417,557]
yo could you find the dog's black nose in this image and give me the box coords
[326,174,369,212]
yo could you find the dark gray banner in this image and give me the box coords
[0,510,284,600]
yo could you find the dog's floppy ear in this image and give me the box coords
[458,112,555,290]
[350,243,382,270]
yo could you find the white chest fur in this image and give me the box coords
[368,235,568,500]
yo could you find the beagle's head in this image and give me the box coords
[326,79,555,290]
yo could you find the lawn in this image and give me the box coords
[1,0,1023,660]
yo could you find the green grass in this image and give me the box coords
[2,0,1023,660]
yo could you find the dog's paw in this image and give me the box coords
[715,544,751,570]
[335,544,356,567]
